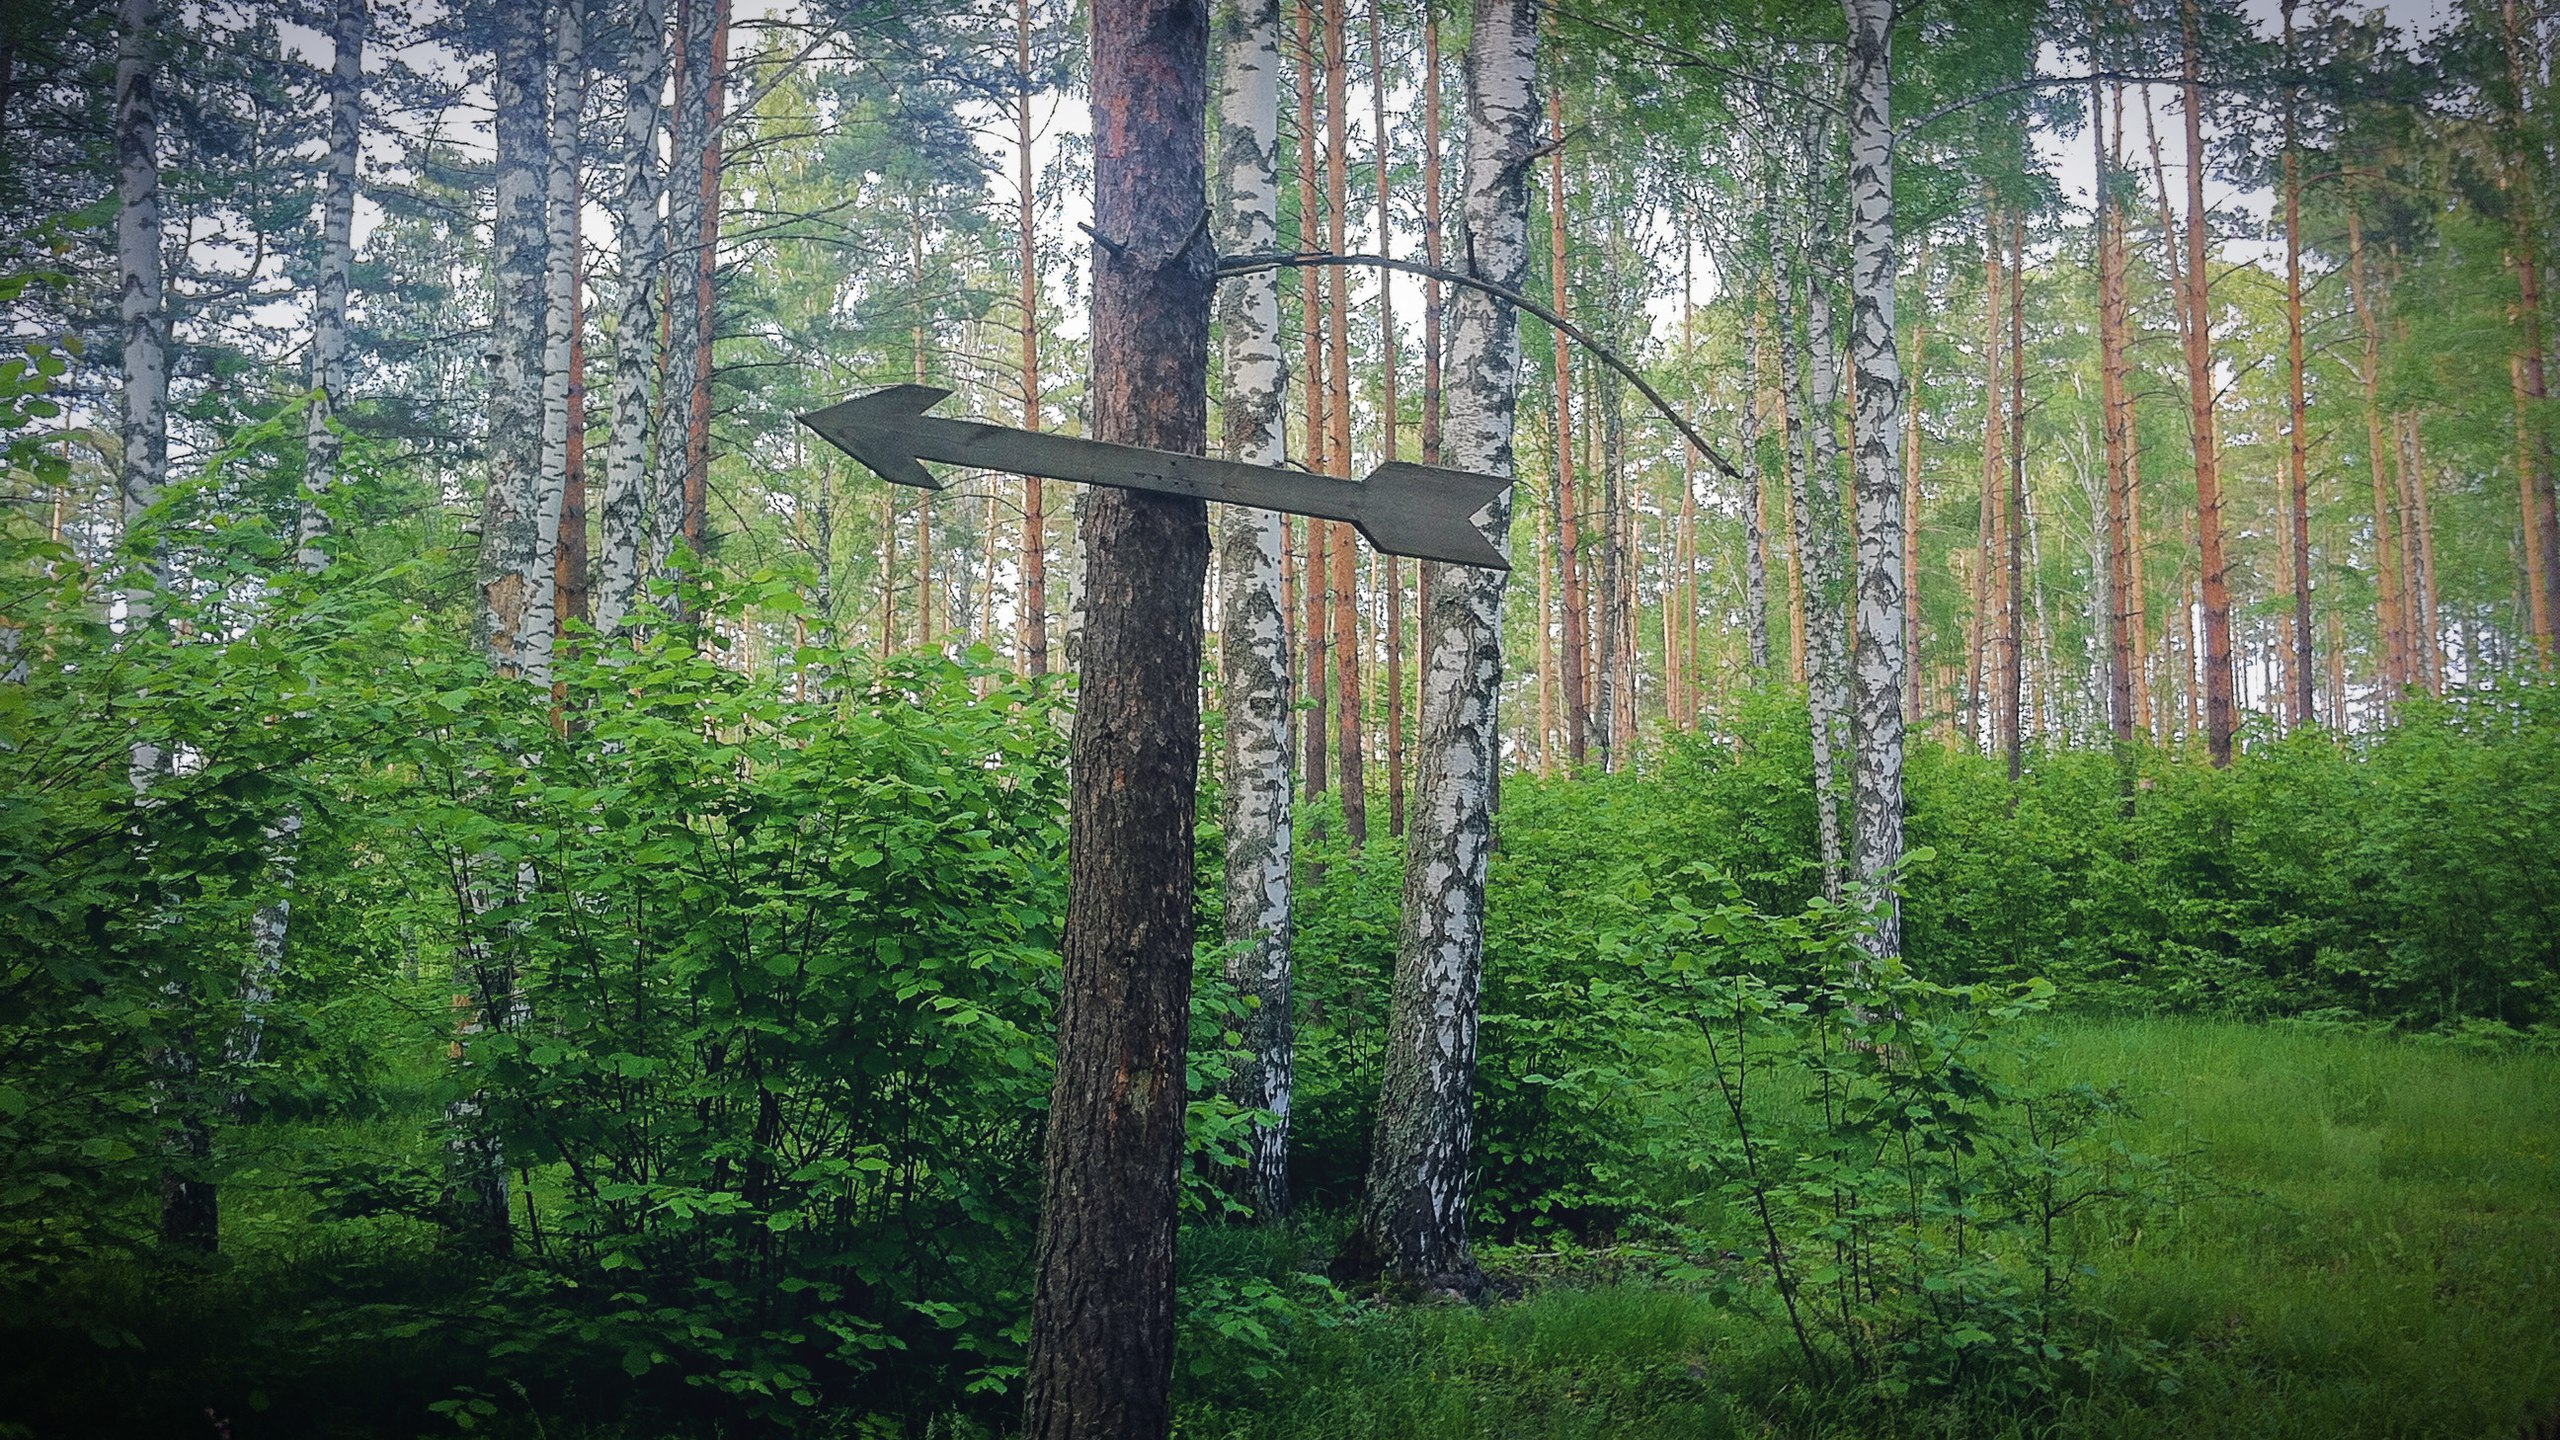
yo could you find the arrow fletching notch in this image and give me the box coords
[797,384,954,490]
[1353,461,1513,571]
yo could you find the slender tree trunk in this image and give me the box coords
[1843,0,1905,959]
[2516,355,2553,664]
[1791,137,1851,902]
[117,0,207,1254]
[1021,0,1212,1431]
[1214,0,1294,1221]
[1547,87,1586,767]
[243,0,366,1126]
[1322,0,1364,845]
[298,0,362,570]
[1741,276,1772,672]
[2179,0,2235,765]
[559,214,591,637]
[597,0,663,635]
[2504,0,2560,660]
[2004,212,2026,783]
[1292,0,1328,805]
[2347,198,2405,709]
[533,0,586,660]
[477,0,553,678]
[683,0,727,559]
[2280,1,2315,726]
[1369,0,1402,833]
[2096,74,2142,745]
[1970,225,2002,752]
[1344,0,1531,1292]
[1018,0,1051,674]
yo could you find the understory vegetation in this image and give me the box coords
[3,570,2556,1437]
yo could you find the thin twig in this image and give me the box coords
[1215,249,1744,481]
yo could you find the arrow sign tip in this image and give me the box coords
[1353,461,1512,570]
[797,384,955,490]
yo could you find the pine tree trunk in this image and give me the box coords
[1371,0,1402,835]
[2503,0,2560,662]
[2179,0,2235,765]
[2004,212,2026,782]
[597,0,664,635]
[1214,0,1294,1221]
[1292,1,1328,805]
[1018,0,1051,674]
[1020,0,1213,1430]
[1546,89,1586,769]
[1343,0,1531,1292]
[1843,0,1905,959]
[1322,0,1363,846]
[2280,2,2315,726]
[2347,199,2404,711]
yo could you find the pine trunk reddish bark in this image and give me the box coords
[1020,1,1213,1434]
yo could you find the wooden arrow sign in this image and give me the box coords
[798,384,1510,570]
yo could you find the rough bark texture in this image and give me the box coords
[1342,0,1531,1292]
[2281,0,2315,726]
[2348,199,2404,709]
[476,0,551,677]
[1019,1,1212,1434]
[597,0,664,635]
[2179,0,2234,765]
[1547,87,1586,769]
[1741,277,1772,673]
[1017,0,1050,674]
[1842,0,1904,960]
[1214,0,1294,1221]
[297,0,362,571]
[118,0,207,1254]
[1323,0,1363,846]
[529,0,585,666]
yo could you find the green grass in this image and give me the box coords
[5,1021,2553,1438]
[1172,1021,2560,1440]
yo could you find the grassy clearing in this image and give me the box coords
[1173,1021,2560,1440]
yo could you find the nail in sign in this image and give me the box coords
[799,385,1511,570]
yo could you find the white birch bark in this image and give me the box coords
[1740,270,1772,673]
[473,0,552,678]
[295,0,362,571]
[1213,0,1294,1220]
[1347,0,1533,1290]
[596,0,665,634]
[1802,251,1850,907]
[115,0,168,786]
[527,0,586,676]
[243,0,364,1096]
[1843,0,1905,960]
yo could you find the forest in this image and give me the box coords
[2,0,2558,1434]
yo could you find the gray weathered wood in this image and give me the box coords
[800,384,1508,570]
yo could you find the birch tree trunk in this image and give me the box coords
[117,0,208,1254]
[1213,0,1294,1221]
[242,0,365,1117]
[597,0,665,635]
[1741,271,1772,673]
[1343,0,1532,1292]
[1842,0,1904,959]
[653,0,713,581]
[532,0,586,669]
[476,0,554,679]
[1020,0,1212,1431]
[297,0,362,571]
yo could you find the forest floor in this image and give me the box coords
[1176,1021,2560,1440]
[5,1021,2554,1438]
